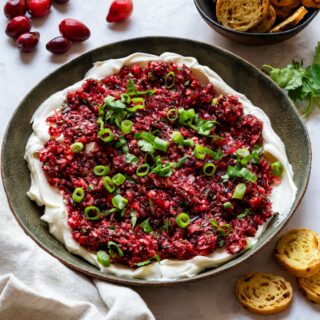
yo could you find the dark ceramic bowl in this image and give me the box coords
[194,0,319,45]
[1,37,311,286]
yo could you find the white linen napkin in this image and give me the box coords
[0,189,155,320]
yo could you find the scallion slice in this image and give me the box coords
[154,137,169,152]
[84,206,101,220]
[72,187,85,203]
[232,183,247,200]
[223,202,232,209]
[120,120,133,134]
[165,71,175,89]
[98,128,114,143]
[102,176,115,193]
[175,212,190,228]
[271,161,284,176]
[112,173,126,186]
[108,241,124,257]
[166,108,178,122]
[203,162,216,176]
[97,250,110,267]
[240,168,257,183]
[112,194,128,210]
[179,108,195,125]
[136,163,150,177]
[93,165,110,176]
[70,142,84,153]
[194,144,206,160]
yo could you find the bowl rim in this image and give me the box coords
[194,0,319,37]
[1,36,312,287]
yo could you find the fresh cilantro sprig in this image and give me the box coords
[263,42,320,117]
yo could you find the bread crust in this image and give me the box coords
[300,0,320,8]
[235,272,293,315]
[270,6,308,32]
[251,4,277,32]
[274,228,320,277]
[297,272,320,304]
[216,0,269,32]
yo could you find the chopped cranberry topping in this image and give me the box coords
[39,61,276,267]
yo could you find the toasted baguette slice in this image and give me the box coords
[251,4,276,32]
[300,0,320,8]
[270,6,308,32]
[236,272,293,315]
[274,229,320,277]
[216,0,269,32]
[297,271,320,304]
[270,0,300,7]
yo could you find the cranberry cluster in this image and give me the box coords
[4,0,90,53]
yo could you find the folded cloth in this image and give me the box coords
[0,189,155,320]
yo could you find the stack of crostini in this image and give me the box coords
[215,0,319,33]
[236,228,320,314]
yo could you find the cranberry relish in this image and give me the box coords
[39,61,277,267]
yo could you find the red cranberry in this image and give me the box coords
[3,0,27,19]
[54,0,69,3]
[46,36,71,54]
[106,0,133,23]
[27,0,51,18]
[59,19,90,42]
[5,16,31,38]
[17,31,40,52]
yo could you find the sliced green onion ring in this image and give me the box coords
[102,176,115,193]
[236,148,250,159]
[108,241,124,257]
[112,194,128,210]
[203,162,216,176]
[93,165,110,176]
[240,168,257,183]
[97,250,110,267]
[165,71,176,89]
[144,152,155,166]
[84,206,101,221]
[70,142,84,153]
[232,183,247,200]
[175,212,190,228]
[194,144,207,160]
[120,120,133,134]
[271,161,284,177]
[223,202,232,209]
[166,108,178,122]
[72,187,85,203]
[112,173,126,186]
[154,137,169,152]
[98,128,114,143]
[136,163,150,177]
[171,131,183,144]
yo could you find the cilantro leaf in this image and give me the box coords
[138,140,154,153]
[139,219,153,233]
[313,42,320,65]
[130,211,137,228]
[263,42,320,117]
[264,61,306,91]
[125,153,139,165]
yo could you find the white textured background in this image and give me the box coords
[1,0,320,319]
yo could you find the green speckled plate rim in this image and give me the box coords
[1,37,312,287]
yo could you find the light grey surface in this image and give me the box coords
[0,0,320,319]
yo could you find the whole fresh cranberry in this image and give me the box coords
[106,0,133,23]
[17,31,40,52]
[59,19,90,42]
[46,36,71,54]
[27,0,51,18]
[5,16,31,38]
[3,0,27,19]
[54,0,69,3]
